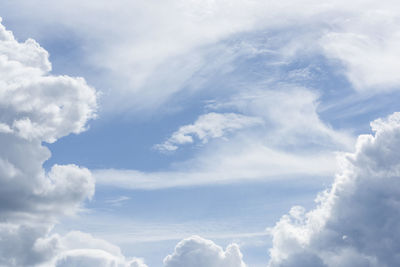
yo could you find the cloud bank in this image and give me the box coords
[268,112,400,267]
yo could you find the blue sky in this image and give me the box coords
[1,1,400,267]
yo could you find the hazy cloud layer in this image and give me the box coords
[268,112,400,267]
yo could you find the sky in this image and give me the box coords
[1,1,400,266]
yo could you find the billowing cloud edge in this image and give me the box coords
[267,111,400,267]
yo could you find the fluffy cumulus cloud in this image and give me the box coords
[0,18,147,267]
[164,236,247,267]
[155,112,263,151]
[268,112,400,267]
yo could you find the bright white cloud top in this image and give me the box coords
[268,112,400,267]
[164,236,246,267]
[1,0,400,266]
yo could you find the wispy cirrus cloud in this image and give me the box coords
[96,86,354,190]
[3,0,400,115]
[155,112,263,152]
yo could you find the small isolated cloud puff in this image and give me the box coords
[164,235,247,267]
[155,112,263,151]
[268,112,400,267]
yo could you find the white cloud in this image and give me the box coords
[155,112,263,151]
[4,0,400,113]
[96,87,353,189]
[0,18,147,267]
[0,17,96,224]
[104,196,131,207]
[54,250,147,267]
[0,0,268,111]
[164,236,247,267]
[267,112,400,266]
[0,122,12,133]
[95,148,336,190]
[208,88,355,150]
[3,1,400,265]
[321,7,400,91]
[52,231,147,267]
